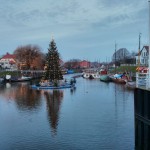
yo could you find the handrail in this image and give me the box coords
[136,72,149,88]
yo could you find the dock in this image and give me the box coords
[134,71,150,149]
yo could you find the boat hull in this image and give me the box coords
[10,77,32,82]
[125,81,136,89]
[110,76,126,84]
[83,73,100,79]
[31,84,75,90]
[100,75,111,82]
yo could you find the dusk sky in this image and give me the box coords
[0,0,149,62]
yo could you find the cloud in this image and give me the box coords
[0,0,149,61]
[0,0,145,27]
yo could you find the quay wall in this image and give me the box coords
[134,88,150,149]
[134,88,150,123]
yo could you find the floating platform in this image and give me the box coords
[31,83,75,90]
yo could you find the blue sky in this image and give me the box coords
[0,0,149,62]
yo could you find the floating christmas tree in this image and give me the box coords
[43,38,63,83]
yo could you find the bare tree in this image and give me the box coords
[14,45,44,70]
[64,59,81,69]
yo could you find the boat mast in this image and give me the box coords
[115,42,117,74]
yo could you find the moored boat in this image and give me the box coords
[83,73,90,79]
[125,81,136,90]
[10,76,32,82]
[31,83,75,90]
[83,72,100,79]
[90,73,100,79]
[109,74,127,84]
[110,77,127,84]
[100,75,111,82]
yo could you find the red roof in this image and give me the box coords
[1,52,16,59]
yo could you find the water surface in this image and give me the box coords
[0,76,135,150]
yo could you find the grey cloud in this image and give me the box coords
[0,0,149,61]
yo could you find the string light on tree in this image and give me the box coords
[43,38,63,84]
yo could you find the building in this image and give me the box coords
[136,45,149,66]
[79,60,90,68]
[0,52,16,69]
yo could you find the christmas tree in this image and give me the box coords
[43,39,63,83]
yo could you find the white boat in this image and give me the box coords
[83,72,100,79]
[90,73,100,79]
[125,81,136,90]
[83,73,90,79]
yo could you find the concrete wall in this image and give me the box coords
[134,88,150,149]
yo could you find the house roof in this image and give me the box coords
[1,52,16,59]
[143,45,149,51]
[136,45,149,56]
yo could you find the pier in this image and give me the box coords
[134,88,150,124]
[134,0,150,127]
[134,74,150,149]
[134,62,150,149]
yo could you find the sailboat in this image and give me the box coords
[109,43,127,84]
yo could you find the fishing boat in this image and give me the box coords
[83,72,100,79]
[100,75,111,82]
[109,74,127,84]
[82,68,101,79]
[99,68,110,82]
[110,77,127,84]
[90,73,100,79]
[82,73,90,79]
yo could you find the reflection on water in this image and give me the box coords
[0,82,65,135]
[44,90,63,135]
[135,118,150,150]
[0,82,42,110]
[70,86,76,95]
[0,77,135,150]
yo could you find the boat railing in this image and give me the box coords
[136,72,149,89]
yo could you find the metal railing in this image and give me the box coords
[136,72,150,89]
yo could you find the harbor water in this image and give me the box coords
[0,75,135,150]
